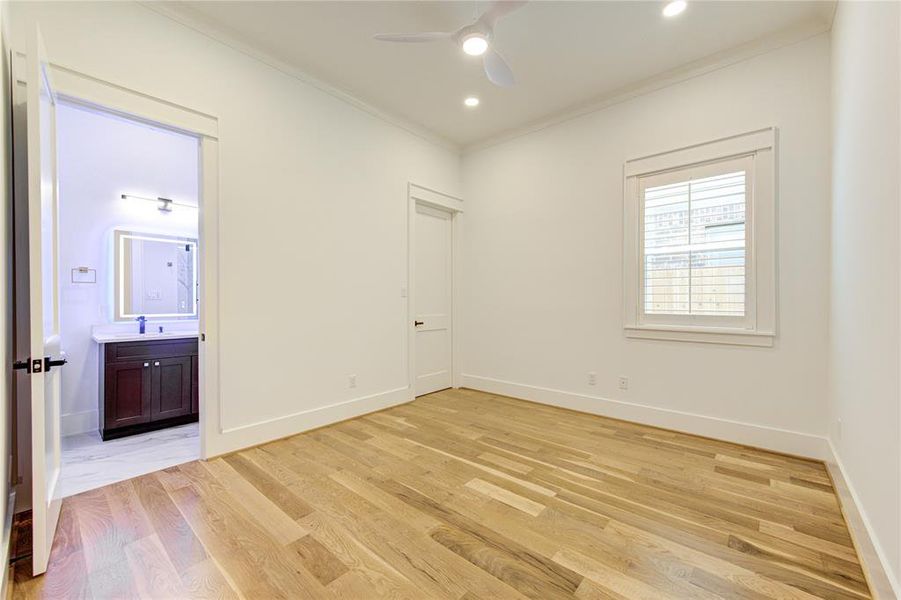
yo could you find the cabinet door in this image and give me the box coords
[151,356,193,421]
[105,361,152,429]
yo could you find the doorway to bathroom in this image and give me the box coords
[52,100,201,498]
[12,43,221,574]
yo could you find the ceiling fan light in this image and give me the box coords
[662,0,687,17]
[464,96,480,107]
[462,34,489,56]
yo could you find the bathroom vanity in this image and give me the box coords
[94,332,199,440]
[88,228,201,440]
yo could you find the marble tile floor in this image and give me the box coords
[58,422,199,498]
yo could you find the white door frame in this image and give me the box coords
[407,183,463,397]
[13,56,220,461]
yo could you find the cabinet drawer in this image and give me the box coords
[106,339,198,362]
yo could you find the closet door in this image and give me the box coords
[413,203,453,396]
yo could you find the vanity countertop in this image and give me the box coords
[91,330,199,344]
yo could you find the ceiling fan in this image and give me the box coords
[373,1,527,87]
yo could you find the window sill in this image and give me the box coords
[624,325,774,347]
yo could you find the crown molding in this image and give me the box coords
[463,18,831,155]
[138,1,460,153]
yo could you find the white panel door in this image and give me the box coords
[414,203,452,396]
[25,27,64,576]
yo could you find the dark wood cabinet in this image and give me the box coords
[103,360,152,429]
[99,338,199,440]
[152,356,193,420]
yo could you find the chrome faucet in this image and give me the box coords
[136,315,146,334]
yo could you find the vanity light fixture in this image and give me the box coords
[120,193,197,213]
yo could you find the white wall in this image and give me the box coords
[460,34,832,456]
[57,103,199,435]
[10,1,461,456]
[829,0,901,592]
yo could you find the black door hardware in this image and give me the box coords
[12,358,42,373]
[414,321,424,326]
[44,356,68,372]
[11,356,66,374]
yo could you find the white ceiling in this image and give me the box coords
[161,1,833,148]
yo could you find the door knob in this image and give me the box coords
[414,321,424,326]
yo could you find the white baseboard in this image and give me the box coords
[826,441,901,600]
[207,385,413,458]
[460,374,831,460]
[61,409,98,436]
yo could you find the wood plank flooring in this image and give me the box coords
[13,388,872,599]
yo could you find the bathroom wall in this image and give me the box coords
[57,102,199,435]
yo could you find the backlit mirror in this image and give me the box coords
[114,230,198,320]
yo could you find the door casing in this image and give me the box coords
[406,183,463,398]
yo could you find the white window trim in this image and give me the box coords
[623,128,777,347]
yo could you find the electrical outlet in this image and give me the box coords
[587,371,597,386]
[618,376,629,391]
[349,374,357,388]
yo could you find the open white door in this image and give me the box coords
[24,27,63,576]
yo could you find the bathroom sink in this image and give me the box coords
[91,330,199,343]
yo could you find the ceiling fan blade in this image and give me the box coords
[483,47,515,87]
[373,32,452,43]
[477,0,528,29]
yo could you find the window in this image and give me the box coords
[623,129,776,346]
[642,157,749,320]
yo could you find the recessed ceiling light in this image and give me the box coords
[462,34,489,56]
[464,96,480,107]
[662,0,687,17]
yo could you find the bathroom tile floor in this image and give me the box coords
[58,422,199,498]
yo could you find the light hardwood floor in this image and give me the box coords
[13,388,871,599]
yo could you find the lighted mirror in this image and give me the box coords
[114,230,198,320]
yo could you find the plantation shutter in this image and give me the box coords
[642,167,747,317]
